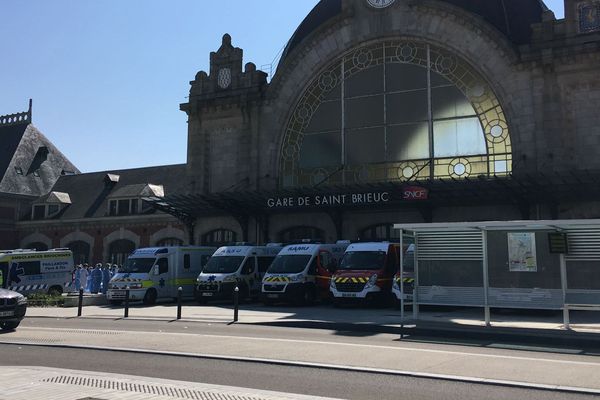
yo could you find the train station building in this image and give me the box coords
[2,0,600,264]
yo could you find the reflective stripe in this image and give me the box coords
[142,280,154,288]
[170,278,197,286]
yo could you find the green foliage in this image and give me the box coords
[25,293,64,308]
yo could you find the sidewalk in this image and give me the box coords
[25,302,600,344]
[0,366,341,400]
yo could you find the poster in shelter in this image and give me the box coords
[507,232,537,272]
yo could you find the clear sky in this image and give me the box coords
[1,0,565,173]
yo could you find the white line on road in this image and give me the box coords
[16,326,600,367]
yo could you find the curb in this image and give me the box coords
[1,340,599,396]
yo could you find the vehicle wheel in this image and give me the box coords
[143,289,157,305]
[301,287,316,306]
[0,321,20,331]
[48,286,63,296]
[109,300,123,306]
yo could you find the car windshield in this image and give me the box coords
[202,256,245,274]
[120,258,156,273]
[267,255,311,274]
[339,251,386,271]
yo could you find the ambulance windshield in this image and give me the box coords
[268,255,311,274]
[339,251,386,270]
[203,256,245,274]
[121,258,156,273]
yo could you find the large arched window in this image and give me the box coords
[67,241,90,264]
[108,239,135,266]
[156,238,184,247]
[279,226,325,243]
[25,242,49,251]
[281,39,511,187]
[202,229,236,247]
[360,224,400,242]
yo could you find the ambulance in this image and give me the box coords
[391,244,415,305]
[330,242,400,305]
[195,244,282,303]
[107,246,216,305]
[0,249,74,295]
[262,242,348,305]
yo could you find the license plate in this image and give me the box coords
[341,293,357,298]
[0,310,14,317]
[202,292,214,297]
[266,294,279,299]
[112,290,126,296]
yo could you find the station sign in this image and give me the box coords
[266,186,429,209]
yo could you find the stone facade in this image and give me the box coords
[178,0,600,243]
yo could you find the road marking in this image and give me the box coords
[1,341,599,396]
[15,326,600,367]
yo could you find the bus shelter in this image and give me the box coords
[394,220,600,328]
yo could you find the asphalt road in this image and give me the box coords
[0,343,596,400]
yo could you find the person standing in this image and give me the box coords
[91,264,102,294]
[79,264,88,292]
[101,265,111,294]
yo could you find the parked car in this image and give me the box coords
[0,288,27,331]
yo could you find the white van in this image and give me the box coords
[195,244,282,303]
[0,249,74,295]
[262,243,348,305]
[107,246,216,305]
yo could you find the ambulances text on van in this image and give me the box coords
[107,246,216,305]
[195,245,282,303]
[330,242,400,305]
[0,249,74,295]
[262,243,348,305]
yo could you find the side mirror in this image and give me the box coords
[153,266,160,276]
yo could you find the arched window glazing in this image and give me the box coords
[281,40,511,187]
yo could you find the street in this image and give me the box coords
[1,316,599,399]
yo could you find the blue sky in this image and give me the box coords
[1,0,565,173]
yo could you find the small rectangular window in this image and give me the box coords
[131,199,138,214]
[117,199,130,216]
[33,205,46,220]
[14,167,23,175]
[47,204,59,216]
[184,254,191,270]
[109,200,117,216]
[157,258,169,275]
[19,261,41,276]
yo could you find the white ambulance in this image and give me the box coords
[262,242,348,305]
[195,244,282,303]
[107,246,216,305]
[0,249,74,295]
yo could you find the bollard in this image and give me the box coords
[77,288,83,317]
[233,285,239,323]
[124,286,130,318]
[177,287,183,320]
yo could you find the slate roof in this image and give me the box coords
[0,123,79,198]
[279,0,549,66]
[33,164,188,220]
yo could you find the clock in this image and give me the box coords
[366,0,396,9]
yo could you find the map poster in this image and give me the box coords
[507,232,537,272]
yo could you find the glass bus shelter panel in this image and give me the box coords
[486,231,563,309]
[565,228,600,305]
[415,231,484,307]
[417,260,484,306]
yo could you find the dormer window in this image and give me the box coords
[14,167,23,175]
[30,191,71,220]
[107,183,164,217]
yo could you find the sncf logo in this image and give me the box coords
[402,186,428,201]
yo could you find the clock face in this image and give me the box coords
[366,0,396,9]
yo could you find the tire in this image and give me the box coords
[142,289,157,305]
[301,287,316,306]
[48,286,63,296]
[1,321,20,331]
